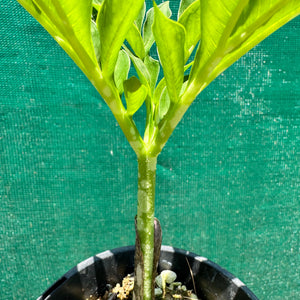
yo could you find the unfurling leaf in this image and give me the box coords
[114,50,131,94]
[124,77,148,116]
[153,2,185,103]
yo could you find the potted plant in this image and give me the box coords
[15,0,300,299]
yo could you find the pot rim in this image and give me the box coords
[38,245,258,300]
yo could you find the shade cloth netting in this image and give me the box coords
[0,1,299,299]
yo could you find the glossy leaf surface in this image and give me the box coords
[178,0,201,61]
[144,56,160,95]
[135,2,146,31]
[123,46,151,91]
[178,0,197,18]
[91,21,100,62]
[158,87,171,121]
[114,50,131,94]
[190,0,300,94]
[97,0,144,77]
[126,24,146,59]
[210,0,300,84]
[191,0,249,81]
[124,77,148,116]
[17,0,98,74]
[153,2,185,103]
[143,1,172,54]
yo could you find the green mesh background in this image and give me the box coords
[0,1,299,299]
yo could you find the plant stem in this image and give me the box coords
[136,154,157,300]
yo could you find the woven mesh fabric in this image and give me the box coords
[0,0,299,299]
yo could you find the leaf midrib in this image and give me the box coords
[189,0,249,93]
[225,0,289,55]
[33,0,97,73]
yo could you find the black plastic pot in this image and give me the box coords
[38,245,258,300]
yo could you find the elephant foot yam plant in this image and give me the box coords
[16,0,300,299]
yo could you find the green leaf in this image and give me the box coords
[190,1,248,83]
[114,50,131,94]
[178,0,197,19]
[153,78,166,105]
[153,2,186,103]
[153,78,168,123]
[126,24,146,59]
[210,1,300,82]
[123,47,159,97]
[178,0,201,61]
[124,77,148,116]
[17,0,99,74]
[123,45,151,90]
[97,0,144,78]
[189,0,300,95]
[135,2,146,31]
[144,56,160,95]
[180,80,189,97]
[143,2,172,54]
[91,21,100,63]
[158,86,171,121]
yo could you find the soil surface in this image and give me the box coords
[96,272,200,300]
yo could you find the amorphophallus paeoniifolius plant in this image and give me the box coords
[15,0,300,299]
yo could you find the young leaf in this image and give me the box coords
[153,78,173,123]
[91,21,100,63]
[144,56,160,95]
[178,0,201,61]
[158,87,171,121]
[114,50,131,94]
[126,24,146,59]
[124,77,148,116]
[152,2,186,103]
[123,46,151,91]
[178,0,197,19]
[153,78,166,105]
[97,0,144,78]
[143,2,172,54]
[135,2,146,31]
